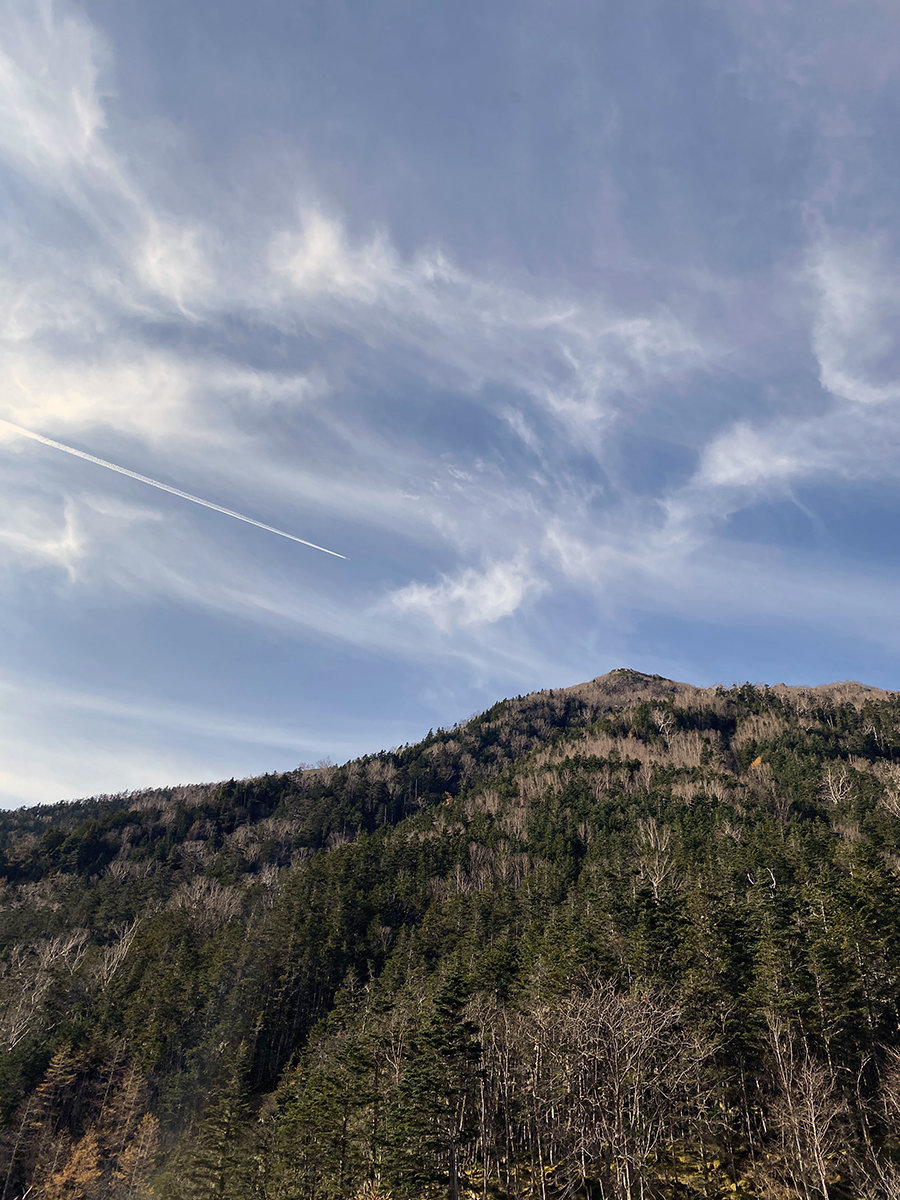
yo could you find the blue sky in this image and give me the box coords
[3,0,900,806]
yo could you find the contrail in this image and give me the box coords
[0,418,346,559]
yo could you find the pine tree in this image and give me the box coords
[382,971,480,1200]
[169,1055,257,1200]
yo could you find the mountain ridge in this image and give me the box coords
[6,667,895,819]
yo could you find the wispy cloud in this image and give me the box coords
[0,0,214,318]
[0,672,410,807]
[810,235,900,407]
[0,0,106,179]
[0,496,83,577]
[267,209,710,440]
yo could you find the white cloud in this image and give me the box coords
[810,236,900,406]
[637,233,900,555]
[0,349,194,443]
[0,1,725,651]
[390,559,542,632]
[135,217,214,316]
[0,2,716,597]
[0,0,719,657]
[0,241,114,344]
[0,497,83,577]
[0,0,107,179]
[0,347,329,457]
[0,489,170,585]
[698,422,803,489]
[272,211,399,303]
[0,0,216,318]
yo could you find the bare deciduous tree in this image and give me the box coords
[766,1012,847,1200]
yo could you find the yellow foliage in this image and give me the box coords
[40,1128,102,1200]
[112,1112,159,1195]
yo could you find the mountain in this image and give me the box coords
[4,669,900,1198]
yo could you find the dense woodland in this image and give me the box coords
[6,669,900,1198]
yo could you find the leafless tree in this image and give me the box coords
[522,982,713,1199]
[636,818,681,903]
[97,920,141,991]
[822,764,853,807]
[765,1012,848,1200]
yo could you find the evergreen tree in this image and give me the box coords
[383,971,480,1200]
[167,1054,257,1200]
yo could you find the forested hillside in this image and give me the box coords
[5,669,900,1199]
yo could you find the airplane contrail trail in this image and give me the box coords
[0,418,346,559]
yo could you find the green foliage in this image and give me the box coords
[381,970,481,1199]
[7,671,900,1196]
[164,1052,260,1200]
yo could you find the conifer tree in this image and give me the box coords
[168,1053,257,1200]
[40,1128,103,1200]
[383,971,480,1200]
[111,1113,159,1199]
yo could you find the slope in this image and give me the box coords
[3,670,900,1198]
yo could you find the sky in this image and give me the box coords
[3,0,900,806]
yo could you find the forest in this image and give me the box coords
[4,668,900,1199]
